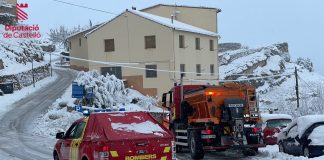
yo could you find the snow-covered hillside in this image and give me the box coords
[0,24,51,75]
[219,43,324,117]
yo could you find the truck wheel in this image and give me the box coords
[189,131,204,159]
[53,151,59,160]
[278,142,285,153]
[242,148,256,156]
[176,145,183,153]
[303,146,312,158]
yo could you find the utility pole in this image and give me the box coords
[50,52,52,77]
[180,73,184,102]
[32,57,35,87]
[295,67,299,108]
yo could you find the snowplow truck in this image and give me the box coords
[161,83,265,159]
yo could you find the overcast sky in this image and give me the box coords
[23,0,324,74]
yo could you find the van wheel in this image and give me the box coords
[242,149,256,156]
[303,146,311,158]
[278,142,285,153]
[189,130,204,159]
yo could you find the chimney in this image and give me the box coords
[132,6,136,10]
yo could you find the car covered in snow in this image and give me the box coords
[259,113,292,145]
[53,111,175,160]
[277,115,324,158]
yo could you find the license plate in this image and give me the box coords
[201,135,216,139]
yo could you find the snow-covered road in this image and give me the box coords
[0,69,76,160]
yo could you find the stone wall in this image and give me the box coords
[0,59,4,70]
[0,64,50,90]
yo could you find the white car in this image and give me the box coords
[277,115,324,158]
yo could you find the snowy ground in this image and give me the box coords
[252,145,324,160]
[0,73,58,117]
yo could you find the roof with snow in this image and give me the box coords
[261,113,293,122]
[140,4,221,13]
[66,23,102,40]
[85,9,218,37]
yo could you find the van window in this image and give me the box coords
[65,122,86,139]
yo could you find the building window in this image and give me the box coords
[145,35,156,49]
[196,64,201,76]
[69,41,72,50]
[210,39,214,51]
[179,35,185,48]
[210,64,215,75]
[79,38,81,46]
[180,64,185,76]
[195,38,200,50]
[104,39,115,52]
[101,67,122,79]
[145,65,157,78]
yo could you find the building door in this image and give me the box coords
[101,67,122,79]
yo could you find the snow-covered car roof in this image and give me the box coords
[279,115,324,139]
[260,113,293,122]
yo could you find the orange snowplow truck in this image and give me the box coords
[162,82,265,159]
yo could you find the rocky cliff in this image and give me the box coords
[219,43,324,116]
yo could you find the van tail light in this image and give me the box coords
[264,129,271,137]
[252,127,261,133]
[171,141,176,160]
[99,146,109,160]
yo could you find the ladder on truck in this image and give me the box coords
[246,89,260,118]
[174,124,188,147]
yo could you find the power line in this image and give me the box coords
[0,40,294,81]
[188,73,293,82]
[298,75,318,94]
[52,0,118,15]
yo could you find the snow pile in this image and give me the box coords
[309,125,324,145]
[32,70,163,137]
[250,145,322,160]
[219,42,324,117]
[74,70,159,111]
[31,84,82,136]
[111,121,165,136]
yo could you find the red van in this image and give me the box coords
[260,113,292,145]
[53,112,175,160]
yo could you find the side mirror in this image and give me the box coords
[56,132,65,139]
[162,93,167,107]
[295,135,300,142]
[283,131,288,136]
